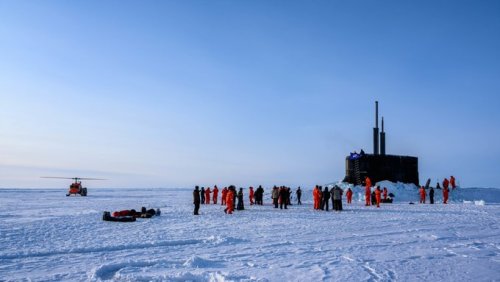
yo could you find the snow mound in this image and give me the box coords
[155,271,263,282]
[183,256,223,268]
[475,200,485,206]
[90,260,162,281]
[204,235,246,245]
[90,259,259,282]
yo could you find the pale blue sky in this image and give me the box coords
[1,1,499,188]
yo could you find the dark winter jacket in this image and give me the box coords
[193,189,201,204]
[256,187,264,198]
[322,189,330,200]
[279,188,290,200]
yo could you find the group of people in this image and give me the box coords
[250,186,265,205]
[362,177,391,208]
[195,185,267,207]
[193,185,303,215]
[193,175,457,215]
[268,186,303,208]
[193,185,250,215]
[312,185,348,211]
[418,176,455,204]
[198,186,219,205]
[271,186,294,209]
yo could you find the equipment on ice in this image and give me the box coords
[41,177,106,196]
[102,207,161,222]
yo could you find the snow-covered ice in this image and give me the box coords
[1,185,499,281]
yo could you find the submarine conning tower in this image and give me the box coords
[343,101,419,186]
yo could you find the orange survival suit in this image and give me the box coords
[221,187,228,205]
[443,186,449,204]
[346,188,353,204]
[212,186,219,204]
[313,186,321,210]
[419,186,426,204]
[205,187,211,204]
[226,188,234,214]
[450,176,456,189]
[365,177,372,206]
[249,187,255,205]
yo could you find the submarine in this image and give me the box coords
[343,101,419,186]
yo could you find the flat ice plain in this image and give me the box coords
[1,184,499,281]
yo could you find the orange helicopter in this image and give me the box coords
[41,177,105,196]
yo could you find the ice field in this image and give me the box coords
[1,185,499,281]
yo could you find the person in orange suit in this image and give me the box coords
[346,188,353,204]
[315,186,322,210]
[365,177,372,206]
[450,176,456,189]
[313,185,318,209]
[205,187,211,204]
[419,186,426,204]
[443,178,449,190]
[383,187,388,200]
[443,185,449,204]
[365,176,372,188]
[212,185,219,204]
[313,186,319,210]
[221,187,228,205]
[249,186,255,205]
[225,186,235,214]
[375,186,382,208]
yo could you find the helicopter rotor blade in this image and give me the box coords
[41,177,76,180]
[41,177,106,180]
[77,178,107,180]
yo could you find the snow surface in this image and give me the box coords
[1,185,500,281]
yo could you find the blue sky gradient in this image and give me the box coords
[1,1,499,188]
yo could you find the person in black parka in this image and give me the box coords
[429,187,435,204]
[296,187,302,205]
[193,186,201,215]
[237,188,245,210]
[279,187,289,209]
[330,187,335,210]
[322,187,330,211]
[200,187,205,204]
[255,185,264,205]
